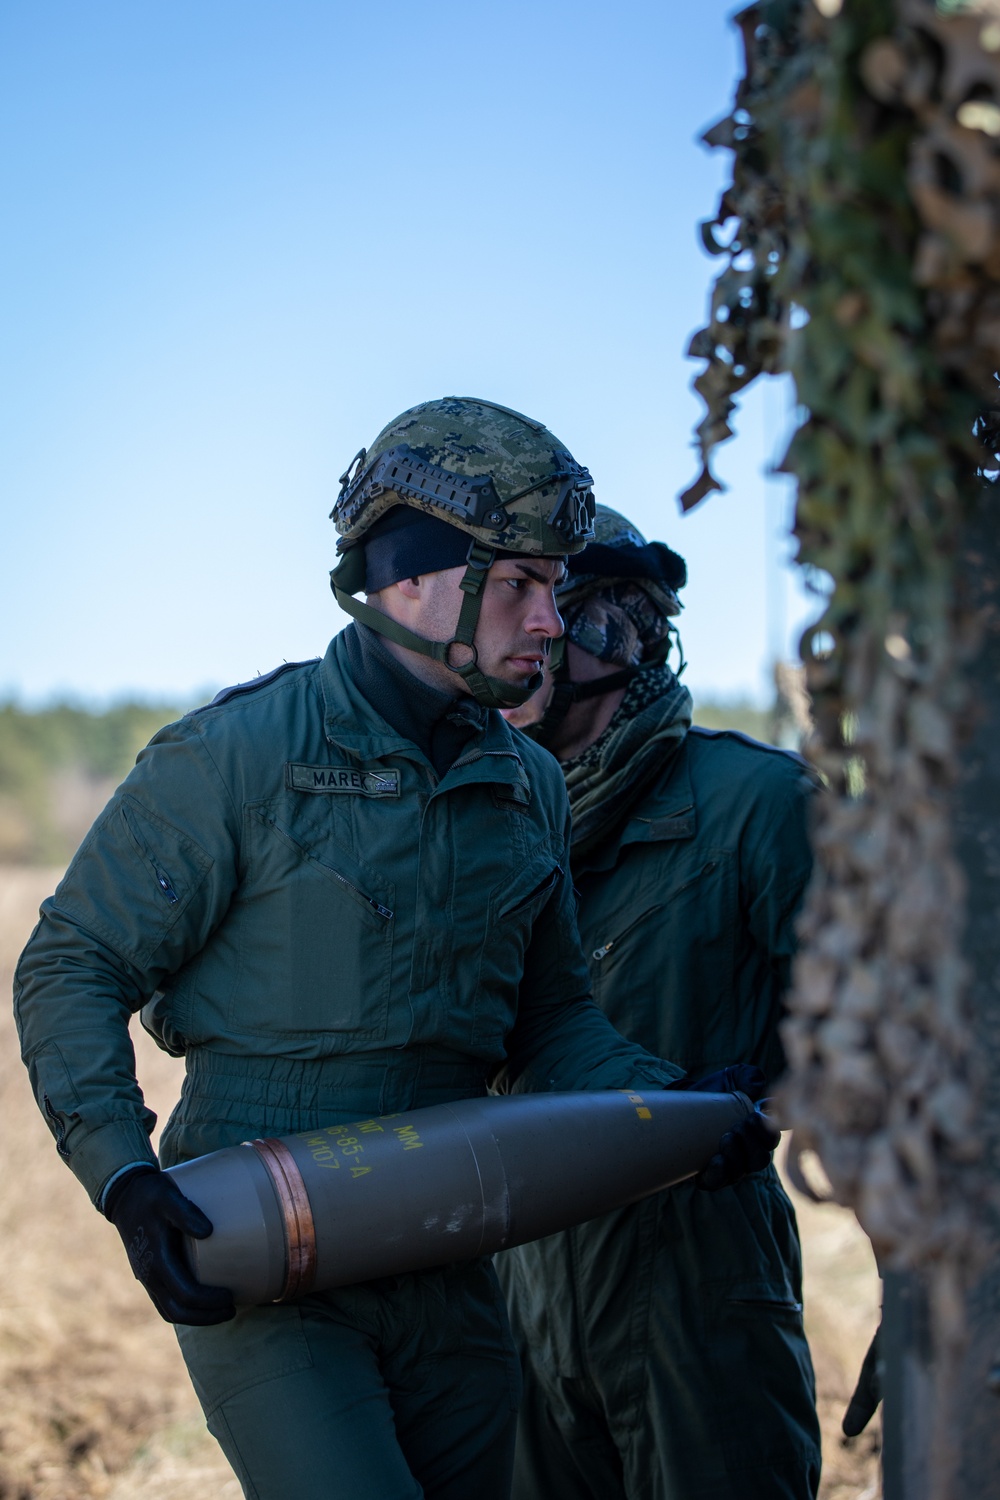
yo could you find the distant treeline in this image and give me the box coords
[691,699,770,741]
[0,700,187,864]
[0,695,772,866]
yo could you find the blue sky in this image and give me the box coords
[0,0,817,708]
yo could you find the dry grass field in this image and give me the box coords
[0,866,881,1499]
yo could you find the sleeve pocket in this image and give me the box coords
[54,794,214,971]
[31,1042,81,1158]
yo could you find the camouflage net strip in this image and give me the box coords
[684,0,1000,1367]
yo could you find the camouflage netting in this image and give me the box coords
[684,0,1000,1359]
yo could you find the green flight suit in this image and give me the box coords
[499,726,822,1500]
[14,627,682,1500]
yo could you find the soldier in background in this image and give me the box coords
[499,504,822,1500]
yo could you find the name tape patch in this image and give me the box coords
[286,764,400,797]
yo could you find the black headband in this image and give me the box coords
[363,508,473,593]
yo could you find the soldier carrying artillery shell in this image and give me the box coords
[15,400,775,1500]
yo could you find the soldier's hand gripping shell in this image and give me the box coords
[104,1166,236,1326]
[681,1063,767,1102]
[694,1101,780,1191]
[671,1063,778,1187]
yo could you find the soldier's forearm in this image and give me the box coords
[14,908,158,1203]
[497,992,685,1095]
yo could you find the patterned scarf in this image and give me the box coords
[562,664,692,856]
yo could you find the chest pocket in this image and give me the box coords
[238,806,395,1041]
[498,863,562,922]
[585,850,735,1056]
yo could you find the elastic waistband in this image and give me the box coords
[181,1046,488,1122]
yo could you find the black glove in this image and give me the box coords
[671,1065,777,1189]
[104,1165,236,1326]
[695,1104,780,1191]
[842,1322,883,1437]
[682,1064,767,1103]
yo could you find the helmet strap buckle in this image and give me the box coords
[460,540,495,589]
[444,639,479,673]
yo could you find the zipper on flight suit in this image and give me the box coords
[591,861,720,961]
[329,872,393,920]
[591,904,663,961]
[120,803,180,904]
[260,812,394,920]
[43,1093,71,1157]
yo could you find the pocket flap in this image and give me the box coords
[54,794,214,970]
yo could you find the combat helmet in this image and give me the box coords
[524,503,687,743]
[556,504,685,623]
[329,397,595,708]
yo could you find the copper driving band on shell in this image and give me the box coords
[247,1137,318,1302]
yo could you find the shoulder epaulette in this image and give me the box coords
[191,658,320,713]
[689,724,808,768]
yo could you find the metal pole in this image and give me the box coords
[882,1270,933,1500]
[947,488,1000,1496]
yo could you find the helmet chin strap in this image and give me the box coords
[522,630,684,747]
[330,541,543,711]
[521,663,638,746]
